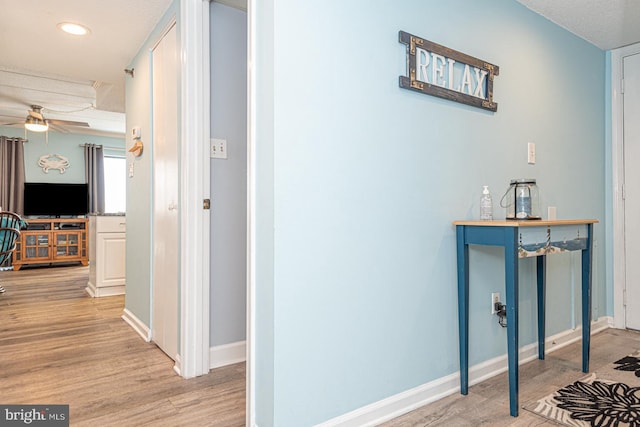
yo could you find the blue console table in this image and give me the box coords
[453,219,598,417]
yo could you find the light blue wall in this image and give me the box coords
[0,126,124,184]
[210,3,247,347]
[124,1,179,328]
[253,0,606,425]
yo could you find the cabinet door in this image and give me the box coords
[97,233,126,286]
[54,231,83,259]
[13,237,22,262]
[22,231,52,260]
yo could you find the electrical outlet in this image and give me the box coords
[491,292,500,314]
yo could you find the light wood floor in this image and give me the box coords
[0,265,245,426]
[2,265,639,426]
[382,326,640,426]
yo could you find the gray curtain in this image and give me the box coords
[84,144,105,214]
[0,136,26,214]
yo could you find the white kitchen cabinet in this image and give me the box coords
[86,215,126,297]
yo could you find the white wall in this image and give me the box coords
[210,2,248,348]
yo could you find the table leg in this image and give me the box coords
[582,223,594,373]
[504,227,519,417]
[537,255,546,360]
[456,226,469,395]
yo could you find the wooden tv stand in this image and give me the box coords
[12,218,89,270]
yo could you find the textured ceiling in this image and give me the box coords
[1,1,638,135]
[517,0,640,50]
[0,0,174,93]
[0,0,173,135]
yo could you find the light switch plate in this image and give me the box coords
[132,126,141,139]
[527,142,536,164]
[211,138,228,159]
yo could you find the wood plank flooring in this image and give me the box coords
[382,328,640,426]
[2,265,639,426]
[0,265,245,426]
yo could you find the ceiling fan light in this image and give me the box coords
[25,116,49,132]
[57,22,91,36]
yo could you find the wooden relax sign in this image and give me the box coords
[399,31,499,112]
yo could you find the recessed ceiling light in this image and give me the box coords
[57,22,91,36]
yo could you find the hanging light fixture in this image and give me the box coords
[24,115,49,132]
[24,106,49,132]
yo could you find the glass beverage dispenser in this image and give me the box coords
[501,179,541,220]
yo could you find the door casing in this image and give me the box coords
[611,42,640,329]
[164,0,211,378]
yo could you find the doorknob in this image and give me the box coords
[168,202,177,211]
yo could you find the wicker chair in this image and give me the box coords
[0,212,25,294]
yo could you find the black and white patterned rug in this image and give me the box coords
[525,351,640,426]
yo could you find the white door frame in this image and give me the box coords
[247,0,257,424]
[179,0,211,378]
[611,42,640,329]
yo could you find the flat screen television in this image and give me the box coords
[23,183,89,217]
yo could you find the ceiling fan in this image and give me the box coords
[1,105,90,133]
[24,105,90,132]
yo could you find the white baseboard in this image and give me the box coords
[174,354,182,376]
[86,282,125,297]
[317,317,612,427]
[210,340,246,369]
[85,284,96,297]
[121,308,151,342]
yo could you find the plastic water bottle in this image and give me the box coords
[480,185,493,220]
